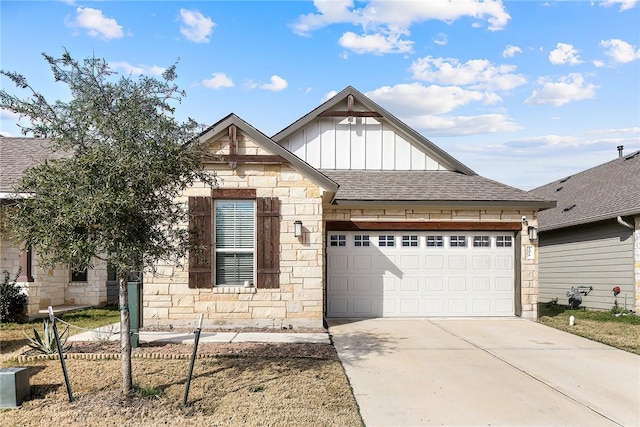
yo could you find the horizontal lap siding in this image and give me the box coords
[539,221,634,311]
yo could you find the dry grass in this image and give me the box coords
[538,304,640,355]
[1,305,120,356]
[1,344,363,427]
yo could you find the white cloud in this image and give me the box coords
[202,72,234,89]
[599,0,637,11]
[111,62,165,76]
[180,9,215,43]
[525,73,598,107]
[433,33,448,46]
[339,31,413,54]
[367,83,493,116]
[593,59,605,67]
[322,90,339,101]
[293,0,510,34]
[71,7,123,40]
[291,0,510,55]
[409,56,527,91]
[502,45,522,58]
[600,39,640,63]
[260,75,288,92]
[548,42,582,65]
[406,113,520,136]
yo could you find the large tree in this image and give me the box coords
[0,51,214,394]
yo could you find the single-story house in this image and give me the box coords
[144,86,555,329]
[530,149,640,313]
[0,137,116,316]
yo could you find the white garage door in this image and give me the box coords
[326,231,515,317]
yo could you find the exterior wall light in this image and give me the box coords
[527,226,538,241]
[294,220,303,238]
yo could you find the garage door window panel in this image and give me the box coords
[354,235,370,247]
[497,236,513,247]
[450,236,467,247]
[330,234,346,247]
[402,235,418,247]
[427,235,444,247]
[473,236,491,248]
[379,235,395,247]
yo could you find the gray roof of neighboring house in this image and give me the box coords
[322,170,556,209]
[529,150,640,232]
[272,86,476,176]
[0,137,70,193]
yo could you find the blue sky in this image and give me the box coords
[1,0,639,190]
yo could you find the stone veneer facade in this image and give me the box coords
[142,134,326,329]
[324,206,541,320]
[1,211,108,317]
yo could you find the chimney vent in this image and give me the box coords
[617,145,624,157]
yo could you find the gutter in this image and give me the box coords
[617,216,634,229]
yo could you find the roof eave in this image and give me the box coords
[331,199,557,210]
[539,209,640,232]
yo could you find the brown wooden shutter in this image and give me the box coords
[256,197,280,289]
[188,196,213,289]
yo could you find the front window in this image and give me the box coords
[70,268,88,282]
[215,200,255,286]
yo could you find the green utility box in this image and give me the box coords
[127,280,143,348]
[0,367,30,408]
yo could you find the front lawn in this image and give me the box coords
[538,302,640,355]
[0,343,363,427]
[1,305,120,357]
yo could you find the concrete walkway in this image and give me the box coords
[328,318,640,427]
[67,322,330,344]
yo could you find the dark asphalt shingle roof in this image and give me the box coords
[0,137,69,193]
[529,150,640,231]
[322,170,555,209]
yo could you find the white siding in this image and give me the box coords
[280,116,448,171]
[319,118,335,169]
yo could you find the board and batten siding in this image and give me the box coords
[538,221,634,311]
[280,117,448,171]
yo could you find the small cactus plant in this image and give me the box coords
[24,319,72,354]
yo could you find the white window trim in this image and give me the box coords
[213,199,256,287]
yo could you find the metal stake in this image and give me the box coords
[48,306,74,402]
[183,313,204,406]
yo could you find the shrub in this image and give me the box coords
[0,269,28,323]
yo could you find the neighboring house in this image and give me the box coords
[0,137,115,317]
[145,86,555,329]
[530,150,640,313]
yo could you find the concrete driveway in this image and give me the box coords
[328,318,640,427]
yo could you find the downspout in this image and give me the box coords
[617,216,634,229]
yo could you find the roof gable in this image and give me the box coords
[198,114,338,192]
[272,86,475,175]
[530,150,640,231]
